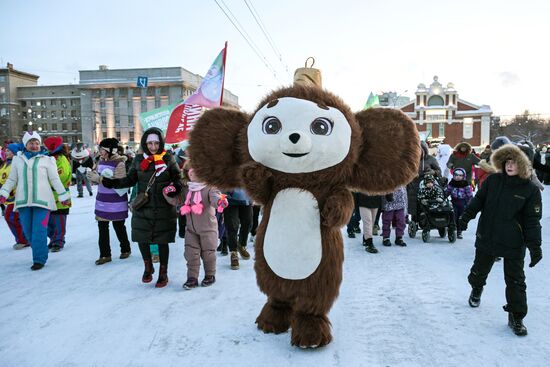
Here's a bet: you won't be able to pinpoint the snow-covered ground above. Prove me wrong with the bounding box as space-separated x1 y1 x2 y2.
1 185 549 367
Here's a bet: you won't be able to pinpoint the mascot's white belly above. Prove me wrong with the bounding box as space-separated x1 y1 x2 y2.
263 188 322 280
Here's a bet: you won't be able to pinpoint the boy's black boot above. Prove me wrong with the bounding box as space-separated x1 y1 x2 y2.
468 287 483 307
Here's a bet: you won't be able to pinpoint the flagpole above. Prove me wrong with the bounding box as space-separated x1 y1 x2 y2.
219 41 228 107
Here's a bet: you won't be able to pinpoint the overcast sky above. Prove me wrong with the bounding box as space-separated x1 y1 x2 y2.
2 0 549 119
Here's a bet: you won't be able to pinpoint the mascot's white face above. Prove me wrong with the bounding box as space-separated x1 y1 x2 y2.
247 97 352 173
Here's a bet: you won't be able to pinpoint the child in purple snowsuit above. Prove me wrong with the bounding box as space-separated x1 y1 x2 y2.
445 168 473 239
381 186 408 247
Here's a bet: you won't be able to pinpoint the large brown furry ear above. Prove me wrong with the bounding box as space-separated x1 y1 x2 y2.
188 108 250 189
349 108 420 193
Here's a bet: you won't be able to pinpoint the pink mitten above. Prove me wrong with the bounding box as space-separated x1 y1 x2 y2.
163 185 176 196
0 196 6 205
191 203 204 215
216 195 228 213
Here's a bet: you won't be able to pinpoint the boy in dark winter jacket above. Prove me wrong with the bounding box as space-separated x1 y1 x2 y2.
445 168 473 239
459 144 542 337
417 175 445 210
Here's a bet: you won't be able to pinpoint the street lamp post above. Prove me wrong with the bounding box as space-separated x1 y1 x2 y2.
392 90 409 108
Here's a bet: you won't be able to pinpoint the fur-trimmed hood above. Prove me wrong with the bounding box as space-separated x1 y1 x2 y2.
453 142 472 155
490 144 532 179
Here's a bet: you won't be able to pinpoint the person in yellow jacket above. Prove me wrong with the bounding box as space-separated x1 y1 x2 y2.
0 144 30 249
44 137 72 252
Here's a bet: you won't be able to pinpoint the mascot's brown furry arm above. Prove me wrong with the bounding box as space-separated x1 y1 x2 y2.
189 84 420 348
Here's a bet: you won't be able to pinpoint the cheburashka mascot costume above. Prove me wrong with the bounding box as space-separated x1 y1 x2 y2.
189 61 421 348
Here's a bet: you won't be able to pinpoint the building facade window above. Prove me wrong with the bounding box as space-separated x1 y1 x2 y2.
439 123 445 137
115 117 120 126
129 131 134 142
100 100 106 108
428 95 444 106
114 100 119 108
62 123 67 131
71 110 77 117
116 131 121 140
61 110 66 119
101 116 106 125
51 123 57 130
50 99 56 106
51 111 56 119
72 122 78 130
102 132 107 139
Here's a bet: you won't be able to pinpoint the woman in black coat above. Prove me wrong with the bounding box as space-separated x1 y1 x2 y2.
102 128 181 288
459 144 542 336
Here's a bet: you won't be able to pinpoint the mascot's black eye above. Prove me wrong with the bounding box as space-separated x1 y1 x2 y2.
262 117 282 134
310 118 333 136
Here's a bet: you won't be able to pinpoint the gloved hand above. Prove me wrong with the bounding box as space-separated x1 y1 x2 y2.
101 177 115 188
385 193 394 202
421 199 428 205
436 197 443 203
0 196 6 204
163 185 177 197
60 199 71 206
458 217 468 231
528 246 542 268
216 194 229 213
86 171 101 184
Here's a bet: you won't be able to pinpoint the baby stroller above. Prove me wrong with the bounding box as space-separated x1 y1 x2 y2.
408 176 456 243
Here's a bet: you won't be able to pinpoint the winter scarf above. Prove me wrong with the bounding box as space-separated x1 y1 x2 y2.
23 147 48 160
140 150 167 176
180 182 207 215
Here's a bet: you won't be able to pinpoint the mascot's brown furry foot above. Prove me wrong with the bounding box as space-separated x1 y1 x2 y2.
189 85 420 348
291 313 332 348
256 298 292 334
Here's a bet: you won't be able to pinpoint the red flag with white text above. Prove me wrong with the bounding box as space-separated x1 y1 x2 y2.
164 103 202 144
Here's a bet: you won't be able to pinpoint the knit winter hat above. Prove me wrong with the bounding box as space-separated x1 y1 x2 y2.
423 174 436 184
146 134 160 143
490 136 511 151
43 136 64 153
99 138 119 156
22 131 42 146
453 168 467 177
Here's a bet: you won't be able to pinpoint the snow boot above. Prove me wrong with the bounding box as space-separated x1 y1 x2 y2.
183 277 199 290
230 251 239 270
504 306 528 336
119 251 131 259
382 238 392 246
201 275 216 287
95 256 112 265
395 237 407 247
468 287 483 307
30 263 44 271
354 226 361 234
155 265 168 288
363 238 378 254
238 244 251 260
50 244 62 253
457 231 463 239
372 224 379 236
142 259 155 283
347 230 356 238
13 243 30 250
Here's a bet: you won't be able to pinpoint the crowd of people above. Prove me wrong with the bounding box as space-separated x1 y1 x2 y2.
0 129 547 336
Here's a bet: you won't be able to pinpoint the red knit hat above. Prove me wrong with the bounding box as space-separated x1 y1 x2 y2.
43 136 64 153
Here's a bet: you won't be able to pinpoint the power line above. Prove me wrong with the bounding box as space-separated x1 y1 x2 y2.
213 0 282 83
243 0 290 78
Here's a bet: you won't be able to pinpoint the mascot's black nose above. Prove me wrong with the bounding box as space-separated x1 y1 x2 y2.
289 133 300 144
